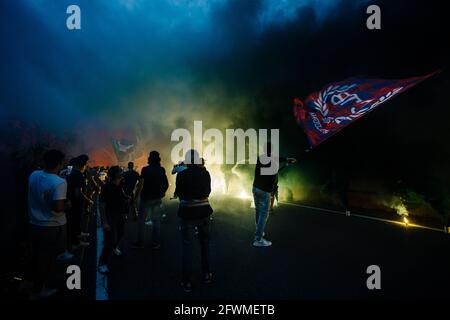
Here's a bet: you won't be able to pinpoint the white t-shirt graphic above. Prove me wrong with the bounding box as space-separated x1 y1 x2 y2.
28 170 67 226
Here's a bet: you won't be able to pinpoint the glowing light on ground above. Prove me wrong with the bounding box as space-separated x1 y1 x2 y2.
236 189 255 209
403 216 409 227
239 190 251 200
391 200 410 227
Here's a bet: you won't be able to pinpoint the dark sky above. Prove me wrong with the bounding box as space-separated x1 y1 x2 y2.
1 0 449 192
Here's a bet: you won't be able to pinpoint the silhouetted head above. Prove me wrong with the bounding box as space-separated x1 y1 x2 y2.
73 154 89 172
43 149 65 173
148 151 161 166
184 149 201 167
108 165 123 184
128 161 134 170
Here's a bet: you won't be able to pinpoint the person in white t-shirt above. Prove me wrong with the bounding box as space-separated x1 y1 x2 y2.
28 149 68 299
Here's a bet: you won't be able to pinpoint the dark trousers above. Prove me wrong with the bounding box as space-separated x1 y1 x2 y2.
66 207 82 250
126 198 138 221
180 217 211 283
29 224 66 292
99 215 125 268
137 199 162 246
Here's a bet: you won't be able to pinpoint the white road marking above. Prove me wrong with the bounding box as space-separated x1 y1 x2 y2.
279 202 447 234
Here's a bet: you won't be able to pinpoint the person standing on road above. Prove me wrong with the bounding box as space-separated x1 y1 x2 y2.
133 151 169 249
252 143 296 247
66 155 92 251
98 166 129 274
27 149 68 299
122 161 140 220
175 150 213 293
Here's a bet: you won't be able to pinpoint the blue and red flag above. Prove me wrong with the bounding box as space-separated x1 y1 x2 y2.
294 71 439 148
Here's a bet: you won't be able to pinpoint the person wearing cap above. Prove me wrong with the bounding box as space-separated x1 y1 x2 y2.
98 166 129 274
133 151 169 249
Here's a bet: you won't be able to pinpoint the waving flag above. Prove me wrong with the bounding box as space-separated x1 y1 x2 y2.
112 136 143 163
294 72 439 148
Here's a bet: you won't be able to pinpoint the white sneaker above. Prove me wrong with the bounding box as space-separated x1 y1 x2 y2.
145 220 153 226
253 238 272 247
29 287 58 300
56 251 74 261
113 248 122 256
79 232 90 238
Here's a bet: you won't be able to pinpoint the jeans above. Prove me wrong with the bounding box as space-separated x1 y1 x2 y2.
253 187 271 241
128 200 138 220
125 192 138 220
180 217 211 283
137 198 162 246
29 224 66 292
99 215 125 268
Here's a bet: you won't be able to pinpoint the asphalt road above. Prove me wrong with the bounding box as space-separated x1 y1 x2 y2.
104 196 450 300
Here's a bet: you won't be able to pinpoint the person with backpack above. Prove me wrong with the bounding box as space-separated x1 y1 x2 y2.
175 150 214 292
